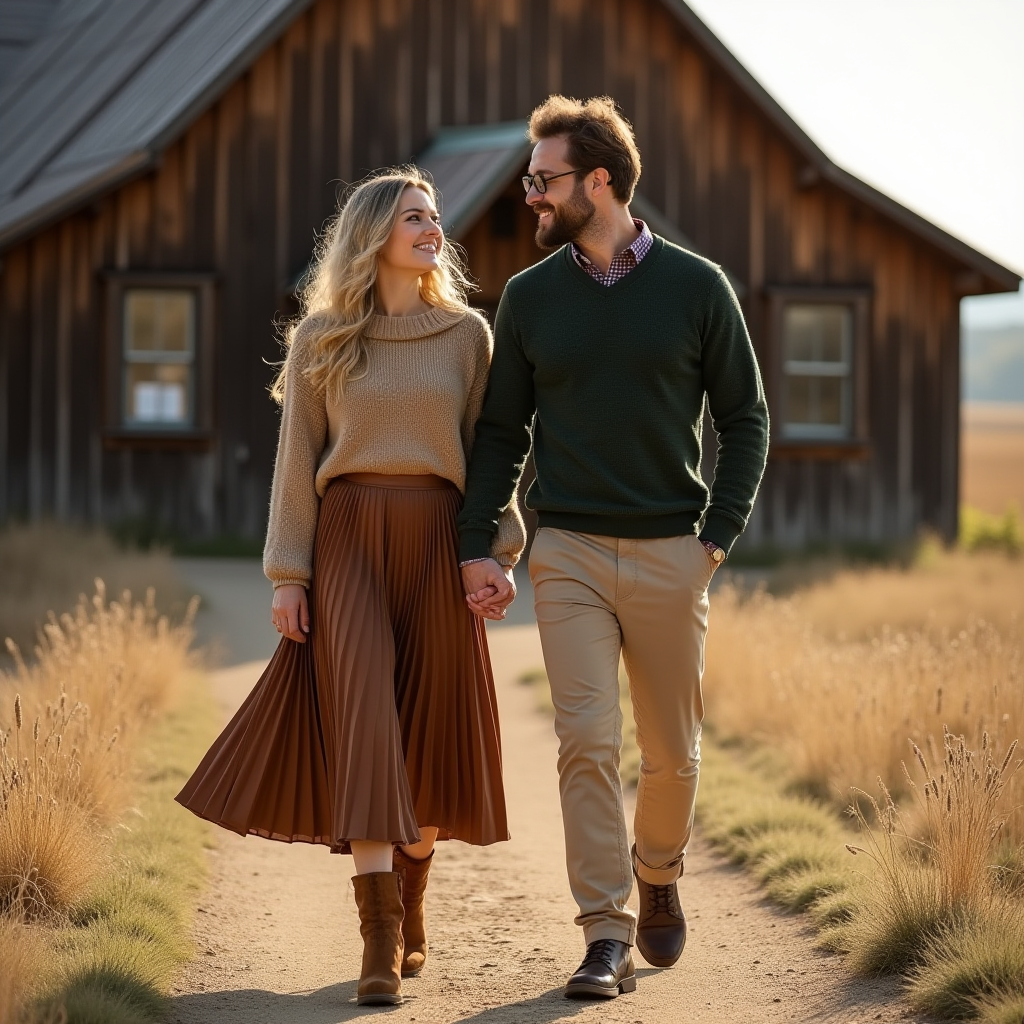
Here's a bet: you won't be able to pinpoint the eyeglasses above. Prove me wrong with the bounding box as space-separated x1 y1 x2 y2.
521 169 588 194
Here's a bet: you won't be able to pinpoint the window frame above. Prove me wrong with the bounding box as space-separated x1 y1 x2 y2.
765 286 871 459
102 271 216 447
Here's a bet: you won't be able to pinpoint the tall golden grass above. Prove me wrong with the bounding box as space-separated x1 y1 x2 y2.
704 548 1024 843
700 546 1024 1021
0 522 186 667
0 581 197 1021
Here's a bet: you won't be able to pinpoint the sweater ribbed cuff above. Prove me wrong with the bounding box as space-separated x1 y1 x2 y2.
699 512 743 555
459 528 494 563
270 577 310 590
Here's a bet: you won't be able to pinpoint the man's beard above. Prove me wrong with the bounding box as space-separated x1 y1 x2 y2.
534 179 596 249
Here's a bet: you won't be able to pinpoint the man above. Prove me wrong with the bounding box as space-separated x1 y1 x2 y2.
458 95 769 999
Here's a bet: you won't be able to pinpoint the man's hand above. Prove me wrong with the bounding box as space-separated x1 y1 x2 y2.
461 558 516 621
272 584 310 642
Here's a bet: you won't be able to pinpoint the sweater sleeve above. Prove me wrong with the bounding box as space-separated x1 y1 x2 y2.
457 287 536 562
263 322 329 588
460 317 527 567
698 270 770 553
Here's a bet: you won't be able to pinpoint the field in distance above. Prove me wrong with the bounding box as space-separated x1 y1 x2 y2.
961 401 1024 514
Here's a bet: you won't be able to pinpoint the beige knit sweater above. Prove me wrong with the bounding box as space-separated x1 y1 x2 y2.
263 306 526 588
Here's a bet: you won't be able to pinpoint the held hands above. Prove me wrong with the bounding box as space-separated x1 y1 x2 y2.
461 558 516 621
272 584 310 642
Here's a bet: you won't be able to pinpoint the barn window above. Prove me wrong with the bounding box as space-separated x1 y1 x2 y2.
102 271 215 443
780 304 853 439
123 290 195 427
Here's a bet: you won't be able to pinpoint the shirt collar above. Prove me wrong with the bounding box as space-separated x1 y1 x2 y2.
571 219 652 267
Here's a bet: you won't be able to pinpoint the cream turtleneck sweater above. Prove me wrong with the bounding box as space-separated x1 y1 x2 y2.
263 306 526 588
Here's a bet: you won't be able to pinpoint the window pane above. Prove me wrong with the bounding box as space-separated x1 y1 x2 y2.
125 363 191 425
125 290 194 354
786 376 813 425
817 377 843 426
783 304 850 365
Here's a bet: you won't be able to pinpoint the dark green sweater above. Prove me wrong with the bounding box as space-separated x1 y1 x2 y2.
458 236 769 559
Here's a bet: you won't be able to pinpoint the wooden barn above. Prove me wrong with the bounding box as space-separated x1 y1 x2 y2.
0 0 1018 551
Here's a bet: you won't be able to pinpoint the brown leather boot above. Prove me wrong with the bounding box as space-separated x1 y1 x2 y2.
352 871 404 1005
393 846 433 976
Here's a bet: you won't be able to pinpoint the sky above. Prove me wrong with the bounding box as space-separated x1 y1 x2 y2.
684 0 1024 328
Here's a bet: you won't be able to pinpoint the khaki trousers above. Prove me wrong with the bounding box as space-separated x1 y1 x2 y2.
528 528 714 944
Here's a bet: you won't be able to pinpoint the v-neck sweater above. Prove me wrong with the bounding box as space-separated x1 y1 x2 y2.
264 306 526 589
457 236 769 559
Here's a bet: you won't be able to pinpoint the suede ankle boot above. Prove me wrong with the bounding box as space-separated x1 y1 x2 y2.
352 871 404 1005
393 847 433 976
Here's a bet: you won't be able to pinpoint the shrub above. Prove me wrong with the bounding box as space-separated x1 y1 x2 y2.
960 505 1022 556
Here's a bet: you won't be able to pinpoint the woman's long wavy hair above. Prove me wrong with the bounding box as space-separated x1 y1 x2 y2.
271 168 475 404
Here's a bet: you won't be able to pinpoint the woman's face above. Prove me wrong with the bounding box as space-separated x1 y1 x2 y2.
378 185 443 276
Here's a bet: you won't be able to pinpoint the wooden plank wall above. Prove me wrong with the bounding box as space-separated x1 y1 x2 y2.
0 0 963 545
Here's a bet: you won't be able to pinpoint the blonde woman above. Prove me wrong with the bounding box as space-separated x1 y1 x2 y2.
176 169 524 1005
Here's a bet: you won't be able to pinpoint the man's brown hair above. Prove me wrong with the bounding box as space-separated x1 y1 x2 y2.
528 95 642 203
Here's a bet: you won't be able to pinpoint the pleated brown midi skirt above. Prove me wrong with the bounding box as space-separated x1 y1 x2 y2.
175 473 509 853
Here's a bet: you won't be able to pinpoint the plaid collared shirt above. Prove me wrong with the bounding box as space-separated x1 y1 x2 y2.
570 219 653 286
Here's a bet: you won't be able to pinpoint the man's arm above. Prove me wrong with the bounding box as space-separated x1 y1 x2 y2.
457 286 537 562
698 271 770 554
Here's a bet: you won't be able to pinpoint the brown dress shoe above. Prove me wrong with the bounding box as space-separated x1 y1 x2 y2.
632 845 687 967
393 846 433 976
352 871 404 1005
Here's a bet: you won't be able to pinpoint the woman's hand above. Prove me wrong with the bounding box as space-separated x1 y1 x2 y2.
272 584 310 643
461 559 516 621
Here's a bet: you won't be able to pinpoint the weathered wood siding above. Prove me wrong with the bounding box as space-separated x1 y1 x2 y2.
0 0 965 544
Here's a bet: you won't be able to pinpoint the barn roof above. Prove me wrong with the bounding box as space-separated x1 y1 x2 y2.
0 0 1018 293
0 0 315 250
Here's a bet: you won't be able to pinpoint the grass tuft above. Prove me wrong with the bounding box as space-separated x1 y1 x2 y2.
974 992 1024 1024
29 667 218 1021
908 905 1024 1019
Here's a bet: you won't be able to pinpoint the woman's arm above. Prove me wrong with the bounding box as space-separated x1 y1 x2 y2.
263 324 329 608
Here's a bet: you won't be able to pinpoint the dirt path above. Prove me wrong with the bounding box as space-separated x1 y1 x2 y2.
169 563 931 1024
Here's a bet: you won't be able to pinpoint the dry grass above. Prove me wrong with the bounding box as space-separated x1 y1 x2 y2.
0 578 201 1023
692 546 1024 1019
35 668 219 1024
0 522 187 667
840 730 1019 975
0 913 46 1023
704 548 1024 844
1 583 198 919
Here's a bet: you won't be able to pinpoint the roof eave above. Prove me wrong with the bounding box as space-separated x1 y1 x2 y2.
658 0 1021 294
0 150 155 251
819 163 1021 293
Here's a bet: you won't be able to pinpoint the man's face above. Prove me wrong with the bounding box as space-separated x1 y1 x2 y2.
526 136 595 249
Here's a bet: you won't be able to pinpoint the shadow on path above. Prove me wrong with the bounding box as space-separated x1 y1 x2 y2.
170 981 610 1024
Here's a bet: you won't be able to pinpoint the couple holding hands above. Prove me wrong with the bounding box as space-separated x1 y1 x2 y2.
176 94 769 1005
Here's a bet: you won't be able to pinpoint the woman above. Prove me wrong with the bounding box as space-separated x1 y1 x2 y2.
176 169 524 1005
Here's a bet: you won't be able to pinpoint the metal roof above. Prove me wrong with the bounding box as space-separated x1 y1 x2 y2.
0 0 312 249
0 0 60 87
